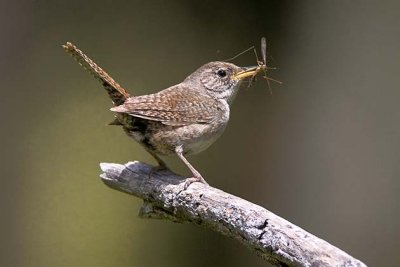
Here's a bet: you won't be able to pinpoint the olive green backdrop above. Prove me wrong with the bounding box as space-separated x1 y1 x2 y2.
1 1 399 266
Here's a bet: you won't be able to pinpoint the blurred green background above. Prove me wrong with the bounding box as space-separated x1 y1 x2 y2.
1 1 399 266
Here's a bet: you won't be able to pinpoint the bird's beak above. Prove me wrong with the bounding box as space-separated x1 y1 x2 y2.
232 66 259 80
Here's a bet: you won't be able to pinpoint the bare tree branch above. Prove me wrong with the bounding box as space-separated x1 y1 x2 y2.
100 161 367 267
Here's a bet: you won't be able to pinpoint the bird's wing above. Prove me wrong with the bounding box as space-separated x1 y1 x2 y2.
110 87 224 126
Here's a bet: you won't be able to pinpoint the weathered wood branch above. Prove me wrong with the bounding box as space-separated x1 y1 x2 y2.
100 161 367 267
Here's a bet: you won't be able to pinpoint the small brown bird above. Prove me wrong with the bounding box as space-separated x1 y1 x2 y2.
63 42 261 186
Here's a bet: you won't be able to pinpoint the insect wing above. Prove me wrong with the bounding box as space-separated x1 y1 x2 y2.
261 37 267 65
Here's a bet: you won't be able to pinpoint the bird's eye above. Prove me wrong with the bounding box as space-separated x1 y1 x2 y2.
216 69 227 78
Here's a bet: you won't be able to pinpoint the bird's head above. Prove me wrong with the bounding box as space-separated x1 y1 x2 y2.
183 61 259 105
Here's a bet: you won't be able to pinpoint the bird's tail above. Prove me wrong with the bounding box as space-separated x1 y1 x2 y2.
63 42 130 106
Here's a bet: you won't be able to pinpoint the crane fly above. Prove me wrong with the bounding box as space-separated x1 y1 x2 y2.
232 37 282 94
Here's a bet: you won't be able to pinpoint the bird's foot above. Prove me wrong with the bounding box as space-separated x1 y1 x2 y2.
183 175 209 189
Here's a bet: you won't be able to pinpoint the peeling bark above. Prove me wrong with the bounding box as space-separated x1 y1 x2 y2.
100 161 367 267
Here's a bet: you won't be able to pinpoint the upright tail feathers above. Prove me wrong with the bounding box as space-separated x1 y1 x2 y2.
63 42 130 106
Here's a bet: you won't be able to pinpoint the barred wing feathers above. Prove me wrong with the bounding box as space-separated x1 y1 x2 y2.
110 87 224 126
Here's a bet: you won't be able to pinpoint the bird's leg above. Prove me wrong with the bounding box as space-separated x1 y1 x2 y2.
175 145 209 188
148 150 167 168
147 150 168 178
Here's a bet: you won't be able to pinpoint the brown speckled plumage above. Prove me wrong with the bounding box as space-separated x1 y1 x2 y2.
63 42 130 105
63 42 253 185
111 87 224 126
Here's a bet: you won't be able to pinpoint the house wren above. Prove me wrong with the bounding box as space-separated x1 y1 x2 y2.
63 42 262 186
